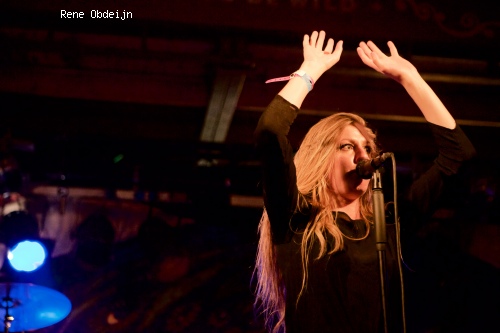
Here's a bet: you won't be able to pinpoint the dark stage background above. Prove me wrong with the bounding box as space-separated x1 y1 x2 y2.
0 0 499 332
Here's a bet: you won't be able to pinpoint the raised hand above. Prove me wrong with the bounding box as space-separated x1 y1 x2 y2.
300 31 343 82
358 40 456 128
357 41 418 85
277 30 342 108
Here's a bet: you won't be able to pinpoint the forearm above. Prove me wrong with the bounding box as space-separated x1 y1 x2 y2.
277 61 327 109
277 77 310 109
401 72 456 129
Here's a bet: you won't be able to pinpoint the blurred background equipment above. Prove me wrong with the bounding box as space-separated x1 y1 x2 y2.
0 282 72 333
0 159 72 332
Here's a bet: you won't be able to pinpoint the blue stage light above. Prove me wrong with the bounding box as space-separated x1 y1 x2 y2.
7 240 47 272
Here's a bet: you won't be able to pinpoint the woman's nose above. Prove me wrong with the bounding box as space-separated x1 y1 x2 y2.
354 148 370 164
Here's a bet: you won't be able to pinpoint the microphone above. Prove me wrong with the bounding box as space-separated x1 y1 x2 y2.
356 152 392 179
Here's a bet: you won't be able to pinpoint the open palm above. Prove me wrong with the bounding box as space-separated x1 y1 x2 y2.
302 31 343 76
357 41 418 84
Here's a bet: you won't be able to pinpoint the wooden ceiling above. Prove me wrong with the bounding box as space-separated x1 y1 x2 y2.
0 0 499 197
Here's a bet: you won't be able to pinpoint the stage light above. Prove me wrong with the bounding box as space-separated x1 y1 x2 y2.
7 240 47 272
0 195 49 275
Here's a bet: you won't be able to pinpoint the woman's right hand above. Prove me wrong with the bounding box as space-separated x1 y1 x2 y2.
300 30 343 82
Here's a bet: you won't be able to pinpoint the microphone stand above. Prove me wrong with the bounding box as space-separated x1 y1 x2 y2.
373 169 389 333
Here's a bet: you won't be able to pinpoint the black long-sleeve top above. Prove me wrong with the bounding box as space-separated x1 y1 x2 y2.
254 95 476 333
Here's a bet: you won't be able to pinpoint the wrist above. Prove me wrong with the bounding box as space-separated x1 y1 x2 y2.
291 70 314 92
400 72 425 92
397 67 422 88
298 62 326 83
265 69 315 92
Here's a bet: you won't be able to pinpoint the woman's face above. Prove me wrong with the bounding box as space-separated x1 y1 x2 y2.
330 124 372 205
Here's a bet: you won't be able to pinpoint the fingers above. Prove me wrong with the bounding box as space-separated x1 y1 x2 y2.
387 41 399 56
305 30 331 50
305 34 398 58
333 40 343 55
316 30 326 49
358 42 372 58
324 38 334 54
357 42 382 71
329 40 343 64
366 41 383 54
310 31 319 47
358 40 387 59
356 46 371 65
302 31 343 64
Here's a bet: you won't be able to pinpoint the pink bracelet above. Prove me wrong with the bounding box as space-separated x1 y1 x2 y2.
265 70 314 92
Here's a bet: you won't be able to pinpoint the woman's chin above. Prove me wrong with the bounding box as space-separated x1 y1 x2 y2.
354 181 370 194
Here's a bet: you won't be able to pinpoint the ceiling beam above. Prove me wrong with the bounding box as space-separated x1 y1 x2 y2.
200 69 246 143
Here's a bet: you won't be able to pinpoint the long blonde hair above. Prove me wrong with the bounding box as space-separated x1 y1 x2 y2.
254 112 379 333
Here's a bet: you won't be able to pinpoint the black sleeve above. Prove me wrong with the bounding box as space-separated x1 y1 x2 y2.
405 123 476 217
254 95 301 244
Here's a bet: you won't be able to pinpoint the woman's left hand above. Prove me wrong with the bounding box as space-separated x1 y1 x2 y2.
357 41 419 85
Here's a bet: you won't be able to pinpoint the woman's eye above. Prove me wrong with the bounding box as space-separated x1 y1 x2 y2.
339 144 354 151
365 146 372 154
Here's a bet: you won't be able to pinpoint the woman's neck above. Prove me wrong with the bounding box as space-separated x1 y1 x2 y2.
333 198 362 220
